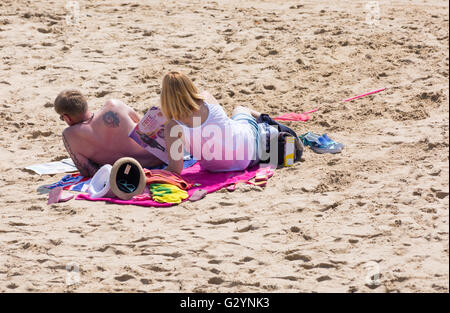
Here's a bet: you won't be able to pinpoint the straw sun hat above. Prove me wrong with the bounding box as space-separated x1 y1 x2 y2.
109 157 146 200
88 157 146 200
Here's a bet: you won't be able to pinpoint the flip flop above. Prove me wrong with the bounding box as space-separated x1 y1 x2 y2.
311 141 342 154
254 166 275 187
189 189 207 201
300 132 343 154
300 132 321 147
321 134 345 150
48 187 74 204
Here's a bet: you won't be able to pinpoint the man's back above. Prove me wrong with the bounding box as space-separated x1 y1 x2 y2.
63 99 162 176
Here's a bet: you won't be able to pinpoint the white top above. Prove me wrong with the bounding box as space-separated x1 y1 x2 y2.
175 101 257 172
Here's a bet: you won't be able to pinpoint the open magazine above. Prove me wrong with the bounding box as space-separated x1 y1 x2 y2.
129 106 169 164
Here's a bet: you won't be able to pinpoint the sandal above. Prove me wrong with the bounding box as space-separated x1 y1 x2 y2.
254 166 275 187
300 132 344 154
48 187 74 204
321 134 345 150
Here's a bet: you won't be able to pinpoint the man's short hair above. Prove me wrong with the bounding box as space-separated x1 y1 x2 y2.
54 90 87 117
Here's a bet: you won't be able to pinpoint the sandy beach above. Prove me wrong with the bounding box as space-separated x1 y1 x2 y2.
0 0 448 292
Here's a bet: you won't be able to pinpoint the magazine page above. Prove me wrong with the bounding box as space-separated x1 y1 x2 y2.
129 106 169 164
25 158 78 175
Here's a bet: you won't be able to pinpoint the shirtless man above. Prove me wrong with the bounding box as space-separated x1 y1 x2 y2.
54 89 163 177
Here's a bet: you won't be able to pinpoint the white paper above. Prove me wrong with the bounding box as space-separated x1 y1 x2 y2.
25 158 78 175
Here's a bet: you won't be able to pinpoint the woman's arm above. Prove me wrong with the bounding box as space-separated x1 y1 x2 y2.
128 107 141 123
164 120 184 174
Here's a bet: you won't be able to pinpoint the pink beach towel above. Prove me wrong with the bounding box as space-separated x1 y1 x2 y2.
76 162 261 207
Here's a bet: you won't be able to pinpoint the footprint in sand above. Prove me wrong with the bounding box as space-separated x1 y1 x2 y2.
284 253 311 262
208 277 224 285
316 275 332 282
95 90 111 98
6 283 19 289
114 274 135 282
140 278 152 285
208 259 222 265
431 187 449 199
290 226 300 233
206 216 250 225
235 224 258 233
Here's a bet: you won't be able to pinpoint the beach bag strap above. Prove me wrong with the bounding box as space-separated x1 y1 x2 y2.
257 114 303 165
257 114 299 138
226 179 256 191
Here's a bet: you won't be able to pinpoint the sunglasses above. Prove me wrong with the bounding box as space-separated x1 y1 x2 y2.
117 180 136 193
59 115 65 121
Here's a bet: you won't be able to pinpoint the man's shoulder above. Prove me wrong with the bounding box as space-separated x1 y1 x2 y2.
102 99 128 110
62 126 74 137
97 99 132 118
61 127 76 148
62 124 84 139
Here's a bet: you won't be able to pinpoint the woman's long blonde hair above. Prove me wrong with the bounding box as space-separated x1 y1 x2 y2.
160 71 204 120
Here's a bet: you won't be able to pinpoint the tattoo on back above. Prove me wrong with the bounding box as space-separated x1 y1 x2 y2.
102 111 120 128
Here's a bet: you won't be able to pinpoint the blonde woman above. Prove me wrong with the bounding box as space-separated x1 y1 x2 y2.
160 71 260 174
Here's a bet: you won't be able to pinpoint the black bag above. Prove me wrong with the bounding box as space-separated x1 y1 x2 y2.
257 114 303 166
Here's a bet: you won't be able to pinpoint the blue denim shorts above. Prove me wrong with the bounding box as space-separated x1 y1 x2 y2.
232 113 260 167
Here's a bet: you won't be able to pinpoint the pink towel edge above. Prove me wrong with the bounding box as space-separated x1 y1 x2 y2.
75 165 259 207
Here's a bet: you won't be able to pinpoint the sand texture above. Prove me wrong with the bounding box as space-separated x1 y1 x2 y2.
0 0 448 292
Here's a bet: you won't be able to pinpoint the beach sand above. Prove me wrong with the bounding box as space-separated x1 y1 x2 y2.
0 0 448 292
